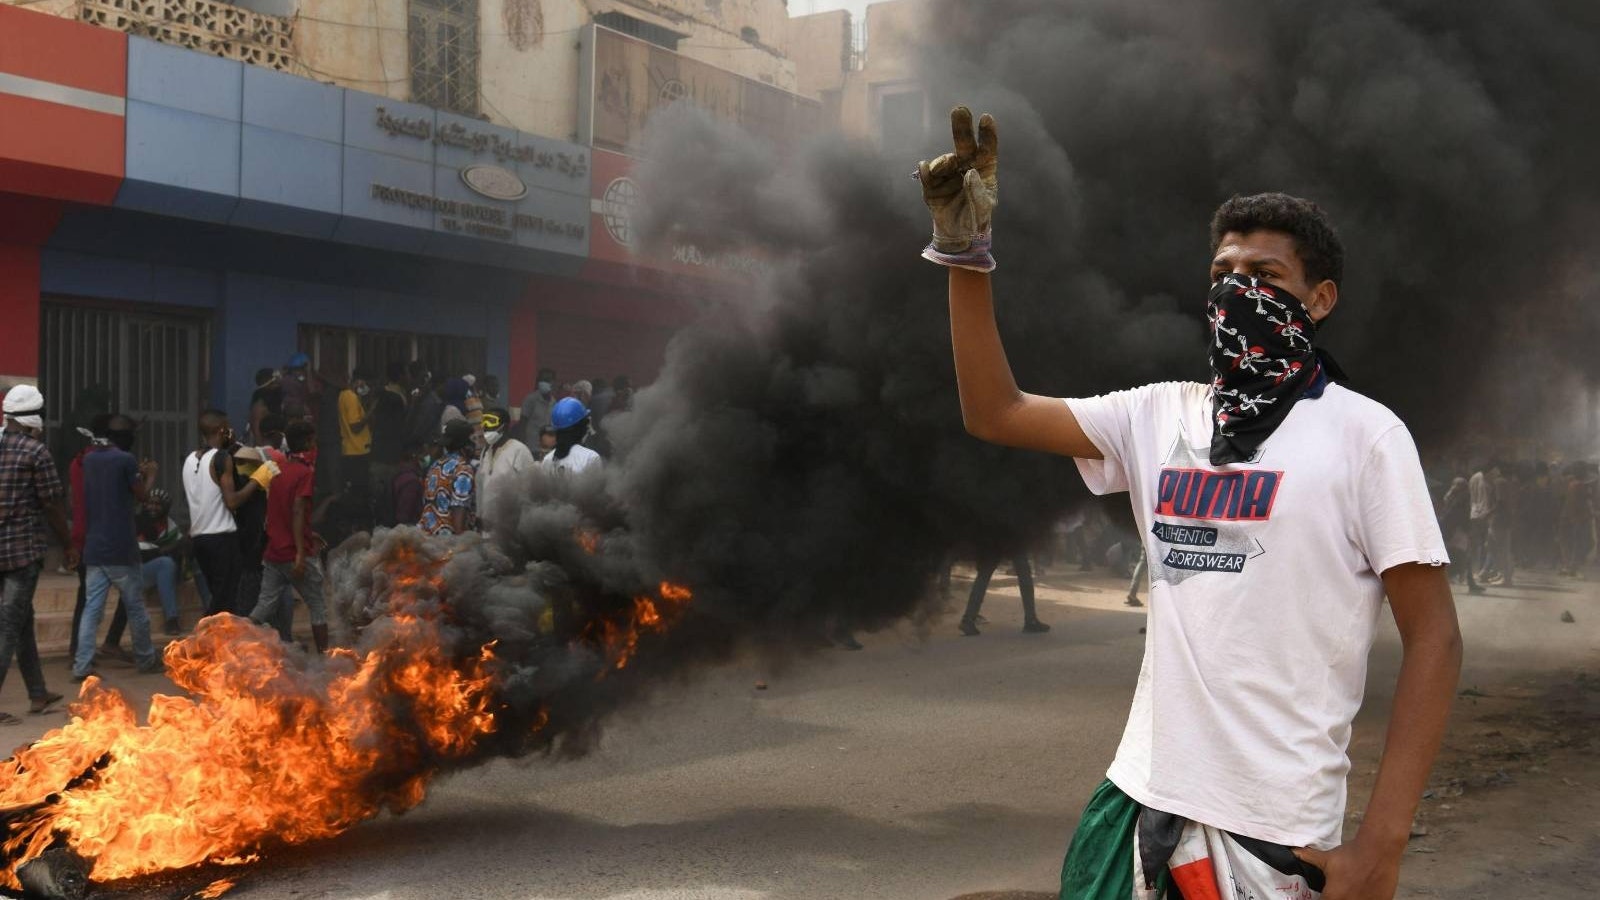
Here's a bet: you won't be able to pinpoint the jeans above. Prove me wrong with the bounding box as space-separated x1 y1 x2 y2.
239 561 295 640
142 556 180 620
192 532 242 616
0 561 49 701
105 556 182 648
963 552 1039 623
249 558 327 627
71 562 127 656
78 565 157 676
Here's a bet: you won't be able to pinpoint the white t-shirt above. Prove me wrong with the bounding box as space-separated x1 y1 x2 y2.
539 443 602 475
1066 380 1447 849
1468 470 1492 521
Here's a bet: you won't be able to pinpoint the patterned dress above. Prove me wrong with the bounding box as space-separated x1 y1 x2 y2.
419 452 477 535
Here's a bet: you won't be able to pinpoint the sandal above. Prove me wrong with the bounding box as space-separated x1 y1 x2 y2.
29 692 64 715
0 712 21 727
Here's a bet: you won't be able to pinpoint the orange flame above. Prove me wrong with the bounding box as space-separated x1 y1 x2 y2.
0 557 500 887
583 582 694 673
574 529 600 555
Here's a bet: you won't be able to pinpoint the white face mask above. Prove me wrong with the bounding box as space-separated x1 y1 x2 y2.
356 385 371 397
484 430 503 447
537 381 552 395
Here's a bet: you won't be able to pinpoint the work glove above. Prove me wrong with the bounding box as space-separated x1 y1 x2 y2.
249 459 281 492
916 106 999 273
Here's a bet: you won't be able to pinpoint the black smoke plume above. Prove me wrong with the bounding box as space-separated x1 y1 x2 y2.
336 0 1600 760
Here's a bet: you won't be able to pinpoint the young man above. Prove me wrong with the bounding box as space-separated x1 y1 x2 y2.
135 487 186 635
248 421 328 652
420 420 478 536
520 367 557 447
0 386 72 723
232 446 294 641
540 398 602 475
337 368 374 495
919 108 1462 900
76 414 162 681
99 482 190 653
477 406 534 531
182 410 275 616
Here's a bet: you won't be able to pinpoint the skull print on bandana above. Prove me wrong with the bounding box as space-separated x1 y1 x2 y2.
1207 273 1322 465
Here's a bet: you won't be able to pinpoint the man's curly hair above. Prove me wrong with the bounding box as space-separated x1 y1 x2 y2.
1209 193 1344 288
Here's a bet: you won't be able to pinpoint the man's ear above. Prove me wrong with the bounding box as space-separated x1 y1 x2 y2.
1306 280 1339 323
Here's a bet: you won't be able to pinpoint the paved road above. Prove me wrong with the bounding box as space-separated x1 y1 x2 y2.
239 572 1142 900
6 568 1593 899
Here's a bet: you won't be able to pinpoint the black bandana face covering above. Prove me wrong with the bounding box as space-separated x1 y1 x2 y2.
1207 273 1322 465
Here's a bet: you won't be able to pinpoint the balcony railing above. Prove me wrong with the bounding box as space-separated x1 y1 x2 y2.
80 0 295 71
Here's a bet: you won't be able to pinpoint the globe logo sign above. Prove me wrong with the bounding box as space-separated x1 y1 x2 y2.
601 176 639 248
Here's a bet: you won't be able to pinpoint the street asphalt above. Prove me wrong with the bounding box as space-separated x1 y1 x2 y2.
6 566 1590 899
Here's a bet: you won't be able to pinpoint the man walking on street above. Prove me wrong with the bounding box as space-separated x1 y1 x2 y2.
958 549 1050 636
248 421 328 652
1484 464 1517 588
921 108 1460 899
0 386 72 723
76 413 163 682
1467 463 1497 586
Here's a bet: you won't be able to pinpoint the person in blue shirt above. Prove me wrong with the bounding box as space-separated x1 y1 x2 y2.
76 415 163 681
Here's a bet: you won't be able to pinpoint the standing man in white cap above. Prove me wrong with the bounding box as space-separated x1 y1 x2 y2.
0 385 74 724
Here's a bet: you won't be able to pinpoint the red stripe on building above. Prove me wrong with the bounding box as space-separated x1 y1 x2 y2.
0 93 124 204
0 4 128 97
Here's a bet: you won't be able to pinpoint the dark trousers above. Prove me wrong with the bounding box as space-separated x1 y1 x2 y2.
0 561 49 702
192 533 242 616
71 562 127 656
963 553 1038 623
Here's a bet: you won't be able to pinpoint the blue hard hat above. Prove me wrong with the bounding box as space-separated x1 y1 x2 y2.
286 352 311 369
550 397 590 430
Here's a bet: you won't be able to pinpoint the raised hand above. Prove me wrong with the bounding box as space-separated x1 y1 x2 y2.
917 106 999 272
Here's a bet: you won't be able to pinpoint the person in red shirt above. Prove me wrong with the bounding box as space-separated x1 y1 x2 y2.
245 421 328 652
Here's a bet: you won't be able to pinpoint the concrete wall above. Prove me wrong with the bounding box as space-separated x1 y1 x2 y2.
835 0 925 141
788 9 849 101
2 0 802 140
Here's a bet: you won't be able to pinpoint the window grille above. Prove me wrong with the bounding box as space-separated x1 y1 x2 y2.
409 0 480 115
594 11 683 51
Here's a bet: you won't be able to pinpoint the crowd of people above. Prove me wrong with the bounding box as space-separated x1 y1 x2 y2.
8 353 1600 722
0 359 628 724
1436 459 1600 592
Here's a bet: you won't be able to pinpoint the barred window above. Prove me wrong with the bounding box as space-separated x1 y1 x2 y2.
409 0 480 115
